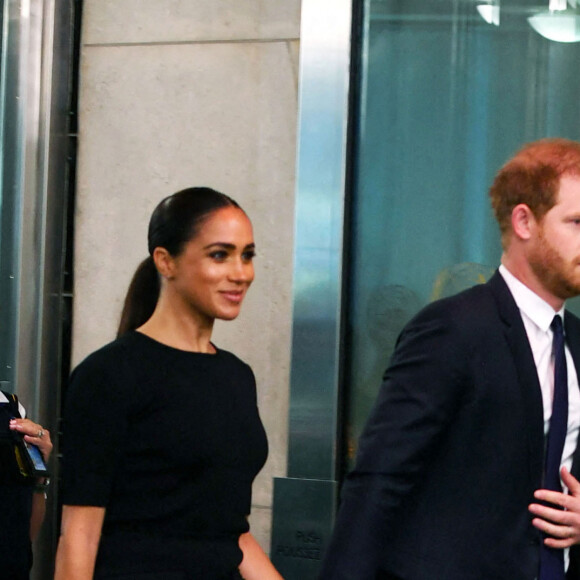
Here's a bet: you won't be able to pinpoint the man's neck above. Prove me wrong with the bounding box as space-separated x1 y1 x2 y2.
501 253 564 312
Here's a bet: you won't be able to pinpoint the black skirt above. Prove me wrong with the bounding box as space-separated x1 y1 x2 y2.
94 530 245 580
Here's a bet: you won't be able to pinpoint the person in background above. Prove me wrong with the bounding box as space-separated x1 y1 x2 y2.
54 187 282 580
0 390 52 580
320 139 580 579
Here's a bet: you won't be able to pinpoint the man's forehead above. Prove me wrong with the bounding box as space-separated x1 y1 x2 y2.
550 174 580 208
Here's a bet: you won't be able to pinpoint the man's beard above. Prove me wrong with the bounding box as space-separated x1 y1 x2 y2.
528 229 580 301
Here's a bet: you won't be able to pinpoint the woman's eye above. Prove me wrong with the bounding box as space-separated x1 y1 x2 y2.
210 251 228 260
242 251 256 262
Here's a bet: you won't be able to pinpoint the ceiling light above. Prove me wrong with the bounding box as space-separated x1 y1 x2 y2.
477 4 500 25
528 11 580 42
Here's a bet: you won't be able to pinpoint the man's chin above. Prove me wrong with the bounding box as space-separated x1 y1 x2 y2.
553 280 580 301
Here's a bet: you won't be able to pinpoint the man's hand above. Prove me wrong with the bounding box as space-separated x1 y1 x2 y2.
529 467 580 548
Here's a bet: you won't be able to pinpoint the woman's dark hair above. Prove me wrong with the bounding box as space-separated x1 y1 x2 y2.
117 187 241 336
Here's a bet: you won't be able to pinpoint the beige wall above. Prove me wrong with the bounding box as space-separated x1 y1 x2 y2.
73 0 300 552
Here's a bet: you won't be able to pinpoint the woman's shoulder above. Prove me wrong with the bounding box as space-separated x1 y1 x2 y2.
73 333 138 370
69 333 150 391
214 347 252 371
67 334 146 407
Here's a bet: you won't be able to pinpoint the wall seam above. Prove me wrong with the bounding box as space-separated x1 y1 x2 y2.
83 37 300 48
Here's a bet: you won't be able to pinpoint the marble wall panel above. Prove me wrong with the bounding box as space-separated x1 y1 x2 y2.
74 37 298 550
83 0 301 45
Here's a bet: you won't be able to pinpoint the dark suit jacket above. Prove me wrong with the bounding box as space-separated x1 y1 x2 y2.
319 272 580 580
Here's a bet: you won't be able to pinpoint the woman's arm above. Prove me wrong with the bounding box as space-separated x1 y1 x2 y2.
238 532 283 580
9 417 53 541
54 505 106 580
29 491 47 540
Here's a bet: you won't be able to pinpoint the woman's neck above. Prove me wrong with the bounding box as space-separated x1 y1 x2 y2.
137 297 215 353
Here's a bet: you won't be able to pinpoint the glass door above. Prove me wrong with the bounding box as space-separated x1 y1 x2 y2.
346 0 580 466
0 0 18 393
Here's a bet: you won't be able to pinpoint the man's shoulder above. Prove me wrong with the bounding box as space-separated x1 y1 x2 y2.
393 283 502 356
564 308 580 345
418 280 498 323
566 308 580 326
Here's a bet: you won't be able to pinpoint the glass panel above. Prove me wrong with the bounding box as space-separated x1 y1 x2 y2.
0 0 17 392
346 0 580 466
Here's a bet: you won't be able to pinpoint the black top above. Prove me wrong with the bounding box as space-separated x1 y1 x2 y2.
62 331 268 578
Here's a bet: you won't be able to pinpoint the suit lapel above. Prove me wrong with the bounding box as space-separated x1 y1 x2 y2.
564 314 580 478
566 316 580 573
488 271 545 486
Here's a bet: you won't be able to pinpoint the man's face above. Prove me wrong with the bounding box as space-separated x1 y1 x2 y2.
528 174 580 303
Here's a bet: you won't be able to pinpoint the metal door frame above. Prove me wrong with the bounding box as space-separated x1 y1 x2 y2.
271 0 354 577
0 1 76 577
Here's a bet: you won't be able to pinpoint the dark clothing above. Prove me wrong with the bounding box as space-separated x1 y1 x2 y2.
0 393 33 580
62 331 268 579
0 485 33 580
92 531 246 580
320 272 580 580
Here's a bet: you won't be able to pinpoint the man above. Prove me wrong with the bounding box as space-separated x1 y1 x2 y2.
319 139 580 580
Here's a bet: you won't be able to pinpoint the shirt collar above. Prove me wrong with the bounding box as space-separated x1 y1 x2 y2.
499 264 564 333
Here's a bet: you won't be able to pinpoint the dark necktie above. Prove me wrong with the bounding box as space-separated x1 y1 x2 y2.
539 314 568 580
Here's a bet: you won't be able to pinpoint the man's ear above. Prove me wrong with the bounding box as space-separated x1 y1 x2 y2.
152 247 175 279
511 204 537 241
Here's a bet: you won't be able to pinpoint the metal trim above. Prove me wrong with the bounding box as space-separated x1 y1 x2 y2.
0 1 74 577
287 0 353 484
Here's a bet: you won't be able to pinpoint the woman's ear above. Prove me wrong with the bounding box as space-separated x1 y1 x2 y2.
152 247 175 280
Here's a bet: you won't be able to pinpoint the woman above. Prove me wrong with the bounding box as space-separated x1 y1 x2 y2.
55 187 282 579
1 391 52 579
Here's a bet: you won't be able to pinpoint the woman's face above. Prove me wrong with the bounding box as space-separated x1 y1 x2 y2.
165 206 255 322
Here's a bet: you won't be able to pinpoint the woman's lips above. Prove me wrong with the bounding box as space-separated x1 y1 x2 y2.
221 290 244 303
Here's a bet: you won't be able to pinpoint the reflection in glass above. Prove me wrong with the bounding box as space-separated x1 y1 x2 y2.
345 0 580 467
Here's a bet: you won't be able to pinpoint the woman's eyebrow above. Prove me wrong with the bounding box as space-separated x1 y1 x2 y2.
203 242 256 250
203 242 235 250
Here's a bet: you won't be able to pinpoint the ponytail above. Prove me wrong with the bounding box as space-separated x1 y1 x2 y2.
117 257 160 337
